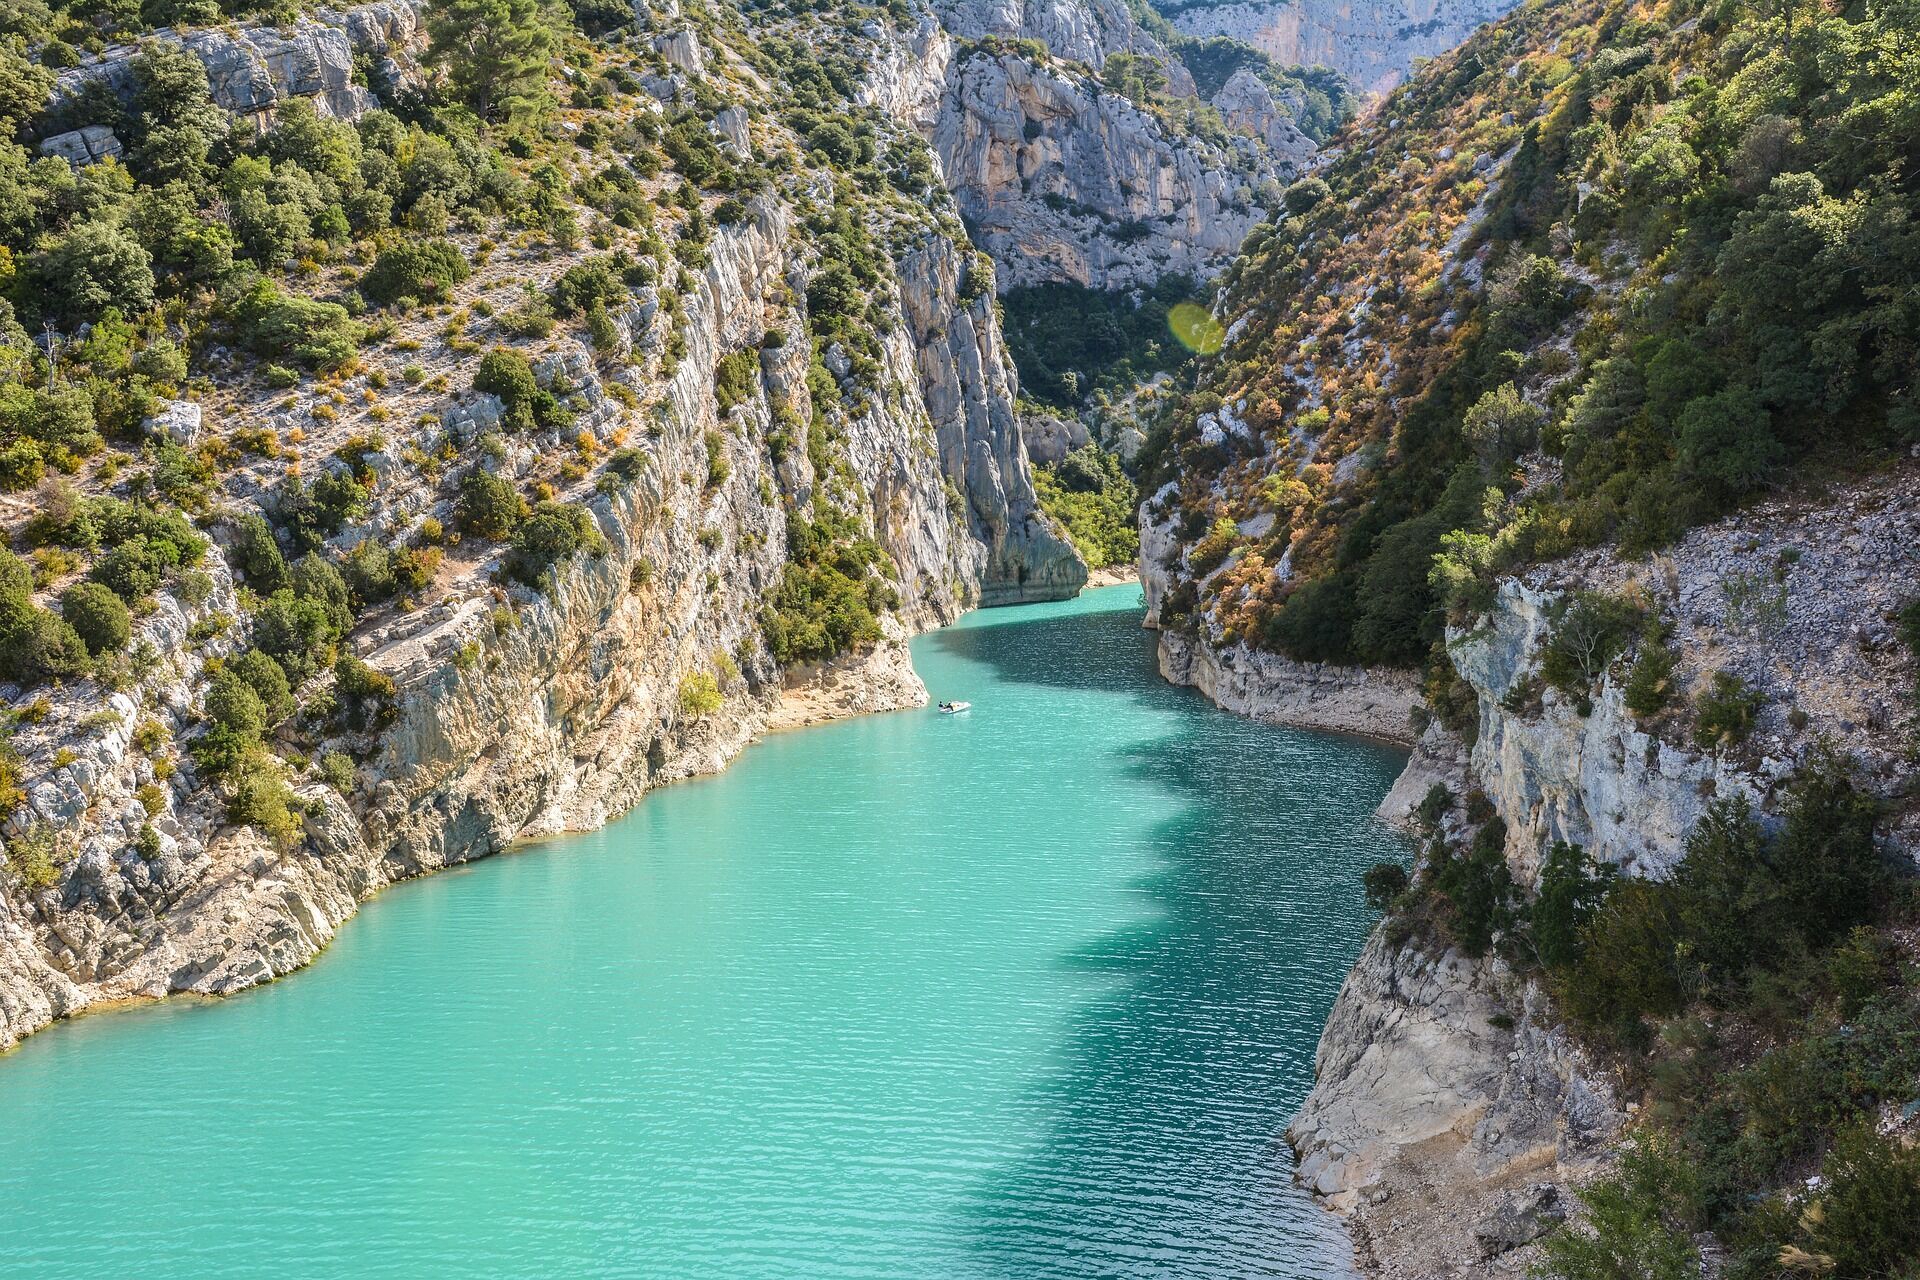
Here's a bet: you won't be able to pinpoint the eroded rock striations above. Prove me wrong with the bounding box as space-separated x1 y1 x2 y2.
860 0 1319 291
1156 0 1524 96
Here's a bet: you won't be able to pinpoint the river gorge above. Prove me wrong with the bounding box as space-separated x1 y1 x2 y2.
0 586 1407 1277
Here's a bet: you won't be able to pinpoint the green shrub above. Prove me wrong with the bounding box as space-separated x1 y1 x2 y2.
229 648 294 722
333 654 397 730
703 430 730 488
1536 1136 1701 1279
230 279 364 371
457 470 526 540
230 513 291 593
504 502 605 586
714 350 758 415
473 348 565 433
1691 672 1762 748
1538 592 1641 707
1430 819 1514 957
1560 879 1685 1042
317 750 357 794
550 257 625 316
224 756 303 850
1621 629 1676 718
1361 862 1410 912
59 581 131 656
1530 841 1613 971
678 670 723 718
361 240 470 307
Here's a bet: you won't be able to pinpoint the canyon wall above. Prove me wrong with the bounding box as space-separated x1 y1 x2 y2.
1146 469 1920 1274
1155 0 1523 96
0 1 1087 1046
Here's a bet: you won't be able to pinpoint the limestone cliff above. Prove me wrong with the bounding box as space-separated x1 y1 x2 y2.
1155 0 1523 96
931 50 1292 289
855 0 1320 292
0 0 1091 1050
1149 468 1920 1274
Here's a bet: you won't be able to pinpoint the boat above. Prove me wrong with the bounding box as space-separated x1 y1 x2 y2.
938 700 971 714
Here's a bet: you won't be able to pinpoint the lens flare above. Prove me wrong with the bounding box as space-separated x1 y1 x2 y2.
1167 301 1225 355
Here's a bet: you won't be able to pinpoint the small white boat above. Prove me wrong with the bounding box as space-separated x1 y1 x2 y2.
938 700 972 714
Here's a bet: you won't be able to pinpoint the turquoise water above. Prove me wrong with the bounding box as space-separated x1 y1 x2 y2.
0 586 1406 1278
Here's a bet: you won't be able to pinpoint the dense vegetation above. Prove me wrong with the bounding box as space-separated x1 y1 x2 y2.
1148 0 1920 672
1001 277 1198 411
1366 753 1920 1278
1031 445 1138 570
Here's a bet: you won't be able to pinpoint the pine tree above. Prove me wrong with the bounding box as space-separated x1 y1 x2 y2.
427 0 554 128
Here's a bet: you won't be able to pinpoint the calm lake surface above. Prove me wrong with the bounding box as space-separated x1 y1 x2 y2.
0 585 1406 1277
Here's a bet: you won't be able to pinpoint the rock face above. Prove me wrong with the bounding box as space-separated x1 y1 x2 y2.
854 0 1313 293
1144 467 1919 1274
1157 630 1419 741
1209 67 1316 154
1157 0 1525 96
48 0 426 133
938 0 1195 87
0 196 1083 1052
1287 935 1622 1275
931 51 1291 289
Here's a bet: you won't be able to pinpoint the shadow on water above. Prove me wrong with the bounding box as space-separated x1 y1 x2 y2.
930 601 1406 1277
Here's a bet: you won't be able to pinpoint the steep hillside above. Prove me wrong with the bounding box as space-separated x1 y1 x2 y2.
1142 0 1920 1272
0 0 1091 1046
1146 0 1918 677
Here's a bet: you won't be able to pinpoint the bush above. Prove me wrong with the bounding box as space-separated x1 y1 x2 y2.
230 512 291 593
229 648 295 722
224 757 303 850
1530 841 1614 970
60 581 130 656
1361 862 1410 912
1621 630 1676 718
473 348 563 433
1430 820 1514 957
457 470 525 540
504 502 604 586
1539 592 1641 705
1537 1137 1701 1280
678 670 723 718
714 350 758 415
230 279 364 371
1691 672 1762 748
703 430 730 488
1560 879 1684 1041
317 750 356 794
204 668 268 738
1794 1124 1920 1276
360 239 470 306
251 591 340 683
550 257 625 316
0 555 89 684
333 654 396 730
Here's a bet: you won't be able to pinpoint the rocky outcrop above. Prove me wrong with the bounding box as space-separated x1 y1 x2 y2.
1288 934 1622 1276
931 51 1291 289
1157 630 1419 741
1158 0 1524 96
938 0 1195 85
1209 67 1316 154
47 0 426 135
0 196 1082 1051
1140 445 1918 1273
